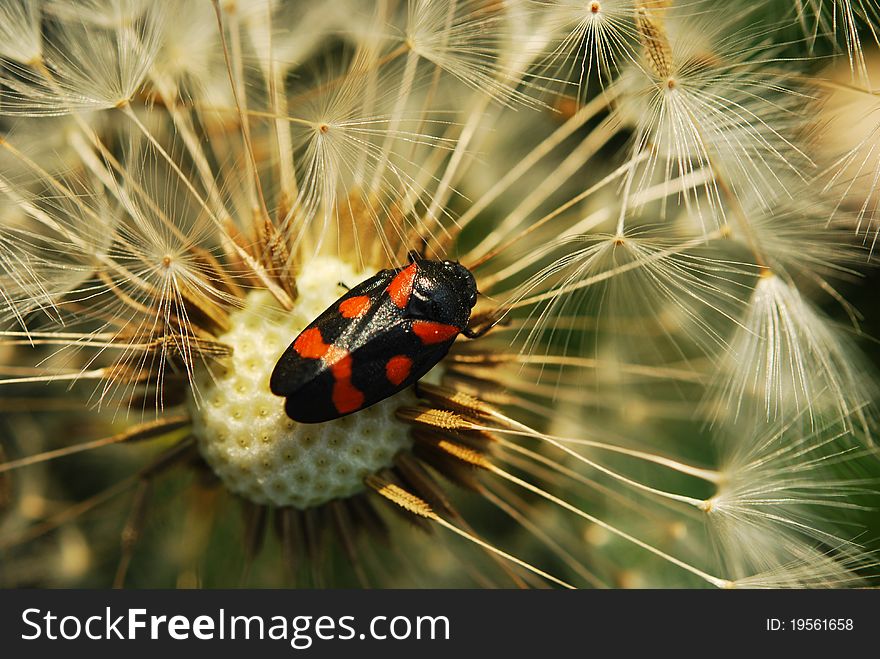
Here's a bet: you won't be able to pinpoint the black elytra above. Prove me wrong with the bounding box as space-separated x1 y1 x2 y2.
269 255 479 424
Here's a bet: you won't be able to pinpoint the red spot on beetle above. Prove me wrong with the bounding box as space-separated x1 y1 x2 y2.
328 350 364 413
294 331 365 412
324 344 349 369
412 321 459 344
387 263 418 308
333 380 364 414
385 355 413 385
293 327 329 359
339 295 371 318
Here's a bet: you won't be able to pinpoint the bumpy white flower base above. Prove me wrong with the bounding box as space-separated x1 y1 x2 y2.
191 257 415 509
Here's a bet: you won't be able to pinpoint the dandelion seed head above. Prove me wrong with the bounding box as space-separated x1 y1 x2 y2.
1 0 877 590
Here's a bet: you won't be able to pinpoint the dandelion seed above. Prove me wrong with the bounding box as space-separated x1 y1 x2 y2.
0 0 43 65
615 5 814 229
816 50 880 251
712 272 874 432
793 0 880 83
404 0 537 106
1 0 170 116
500 226 745 376
533 0 642 100
703 415 877 587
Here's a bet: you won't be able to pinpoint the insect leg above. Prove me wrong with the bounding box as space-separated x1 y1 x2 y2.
463 308 510 338
462 326 489 338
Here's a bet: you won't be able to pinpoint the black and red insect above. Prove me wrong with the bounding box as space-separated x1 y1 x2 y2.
270 254 481 423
